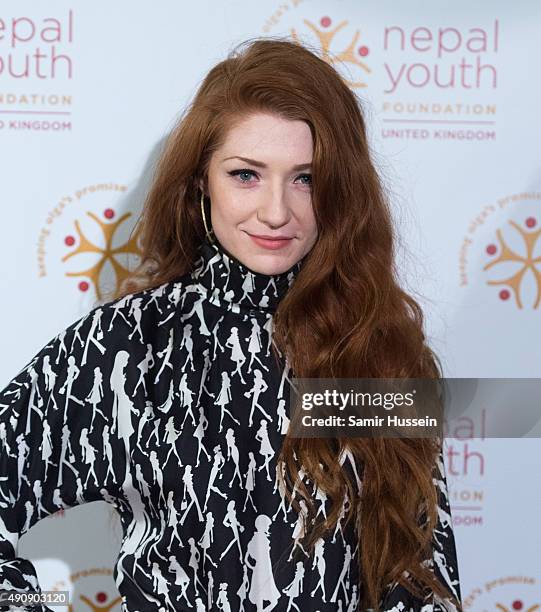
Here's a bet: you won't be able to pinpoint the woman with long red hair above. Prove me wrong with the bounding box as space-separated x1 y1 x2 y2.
0 37 462 611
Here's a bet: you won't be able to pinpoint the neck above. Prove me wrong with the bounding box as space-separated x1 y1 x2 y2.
190 234 304 315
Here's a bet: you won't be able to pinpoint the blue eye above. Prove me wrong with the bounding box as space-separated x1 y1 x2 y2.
228 169 257 183
228 169 312 185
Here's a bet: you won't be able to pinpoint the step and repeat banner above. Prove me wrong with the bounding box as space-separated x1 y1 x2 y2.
1 1 540 610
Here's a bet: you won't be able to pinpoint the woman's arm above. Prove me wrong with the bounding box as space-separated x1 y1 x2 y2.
429 444 462 611
0 305 119 612
380 443 462 612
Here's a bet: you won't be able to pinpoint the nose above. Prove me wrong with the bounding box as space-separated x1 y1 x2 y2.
255 187 292 228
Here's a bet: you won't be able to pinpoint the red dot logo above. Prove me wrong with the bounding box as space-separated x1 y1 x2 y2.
320 16 331 28
499 289 510 301
96 591 108 603
358 46 369 57
486 244 497 256
512 600 523 610
104 208 115 220
525 216 536 228
78 281 90 292
64 235 75 247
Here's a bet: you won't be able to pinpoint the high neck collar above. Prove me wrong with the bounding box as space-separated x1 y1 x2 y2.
190 234 304 315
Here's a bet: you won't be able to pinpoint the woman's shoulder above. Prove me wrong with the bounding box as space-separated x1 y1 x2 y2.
82 275 193 343
27 276 193 374
0 275 196 406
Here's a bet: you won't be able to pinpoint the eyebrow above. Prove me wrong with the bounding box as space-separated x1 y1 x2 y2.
222 156 312 171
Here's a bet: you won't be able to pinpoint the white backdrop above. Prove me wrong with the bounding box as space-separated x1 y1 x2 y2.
1 1 540 609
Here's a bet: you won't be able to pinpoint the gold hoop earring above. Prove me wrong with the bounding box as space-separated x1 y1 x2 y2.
200 191 215 244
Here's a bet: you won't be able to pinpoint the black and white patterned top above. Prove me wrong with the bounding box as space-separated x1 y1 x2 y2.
0 234 462 611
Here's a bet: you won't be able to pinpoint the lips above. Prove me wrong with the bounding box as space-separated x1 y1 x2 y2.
247 233 294 251
250 234 293 240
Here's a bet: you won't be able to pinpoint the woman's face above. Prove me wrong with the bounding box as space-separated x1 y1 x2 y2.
201 112 318 275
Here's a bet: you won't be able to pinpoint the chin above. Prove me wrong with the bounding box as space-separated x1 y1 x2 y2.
252 252 299 275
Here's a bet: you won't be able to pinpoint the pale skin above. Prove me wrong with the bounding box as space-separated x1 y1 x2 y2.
198 112 318 275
